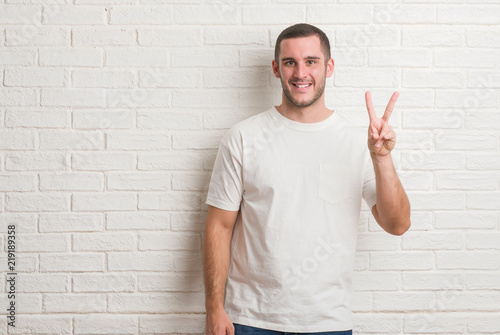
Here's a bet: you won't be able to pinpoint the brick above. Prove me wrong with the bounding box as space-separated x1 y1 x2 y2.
467 232 500 249
139 192 200 211
7 316 71 334
370 252 434 270
352 292 372 312
437 89 499 108
39 47 103 66
307 5 371 24
73 273 136 292
467 112 500 131
402 231 464 250
110 6 172 24
41 88 106 107
436 172 498 190
173 5 239 24
369 48 431 67
402 151 465 170
466 272 500 290
0 174 36 191
438 5 500 24
205 26 268 45
408 192 465 210
399 171 430 191
6 193 69 212
42 5 106 24
72 69 136 88
139 232 200 251
44 294 106 313
17 274 69 293
239 48 274 67
107 252 174 271
72 152 135 171
139 273 203 292
0 213 37 233
40 213 104 232
3 254 38 272
6 26 69 46
137 111 202 129
140 315 205 334
40 253 104 272
106 132 171 150
107 292 204 313
39 130 104 150
17 234 69 252
402 272 465 290
334 68 398 87
40 172 103 191
72 27 136 46
402 27 465 47
138 152 203 171
435 48 497 68
74 315 138 335
0 88 37 106
13 294 42 314
171 211 206 231
6 152 70 171
139 69 200 88
356 232 400 251
435 211 497 229
107 172 170 191
336 26 399 47
105 47 170 67
435 132 498 150
467 28 500 47
73 110 134 129
373 292 435 311
203 69 270 88
467 313 500 333
468 70 500 88
73 232 135 251
0 48 36 65
139 27 201 46
402 70 465 88
72 192 136 211
437 291 500 311
5 109 69 128
107 89 171 108
353 314 402 333
172 48 238 68
353 272 401 291
404 313 466 334
466 153 500 170
374 4 436 24
172 90 238 108
437 251 500 270
0 5 41 24
106 212 170 230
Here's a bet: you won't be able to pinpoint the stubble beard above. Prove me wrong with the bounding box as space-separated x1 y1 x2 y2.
280 74 326 108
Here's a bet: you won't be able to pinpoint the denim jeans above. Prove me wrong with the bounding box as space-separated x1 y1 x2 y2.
233 323 352 335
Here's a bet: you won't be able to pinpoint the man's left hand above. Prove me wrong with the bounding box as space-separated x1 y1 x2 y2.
365 91 398 156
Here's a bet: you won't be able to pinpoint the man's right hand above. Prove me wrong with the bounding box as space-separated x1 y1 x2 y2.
206 308 235 335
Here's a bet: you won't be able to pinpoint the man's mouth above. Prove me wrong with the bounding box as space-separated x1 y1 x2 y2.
292 83 312 88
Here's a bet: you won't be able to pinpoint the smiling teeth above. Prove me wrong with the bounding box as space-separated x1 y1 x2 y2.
295 84 310 88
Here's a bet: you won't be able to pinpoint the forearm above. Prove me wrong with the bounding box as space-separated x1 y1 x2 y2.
371 152 411 235
203 223 232 313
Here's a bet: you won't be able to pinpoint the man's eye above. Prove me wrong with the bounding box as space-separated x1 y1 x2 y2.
285 61 295 65
307 60 316 65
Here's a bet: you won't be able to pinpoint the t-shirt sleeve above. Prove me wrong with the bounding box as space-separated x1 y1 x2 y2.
205 139 243 212
362 151 377 210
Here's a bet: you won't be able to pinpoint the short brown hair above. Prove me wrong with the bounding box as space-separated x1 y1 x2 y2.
274 23 331 64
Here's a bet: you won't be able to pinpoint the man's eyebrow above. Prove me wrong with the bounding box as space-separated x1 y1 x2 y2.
280 56 321 62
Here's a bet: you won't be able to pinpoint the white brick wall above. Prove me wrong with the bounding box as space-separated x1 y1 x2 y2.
0 1 499 334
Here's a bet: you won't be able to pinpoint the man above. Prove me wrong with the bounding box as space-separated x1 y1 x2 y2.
203 23 411 335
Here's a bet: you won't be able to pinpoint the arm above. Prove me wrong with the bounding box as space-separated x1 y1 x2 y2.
366 91 411 236
203 205 239 335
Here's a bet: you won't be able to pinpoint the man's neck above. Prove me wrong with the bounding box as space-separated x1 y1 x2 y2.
275 96 333 124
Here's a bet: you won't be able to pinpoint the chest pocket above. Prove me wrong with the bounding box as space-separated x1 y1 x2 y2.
318 164 352 204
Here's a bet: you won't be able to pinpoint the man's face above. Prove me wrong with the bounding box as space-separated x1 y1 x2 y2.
272 35 334 109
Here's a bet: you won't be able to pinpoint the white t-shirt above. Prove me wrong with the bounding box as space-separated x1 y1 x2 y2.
205 106 376 333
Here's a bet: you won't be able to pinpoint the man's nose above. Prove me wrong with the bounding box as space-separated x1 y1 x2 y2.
294 63 307 78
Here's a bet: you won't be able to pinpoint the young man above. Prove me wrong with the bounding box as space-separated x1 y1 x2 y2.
203 23 411 335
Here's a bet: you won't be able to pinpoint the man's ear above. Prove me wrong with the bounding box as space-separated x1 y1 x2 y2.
272 59 280 78
326 58 334 78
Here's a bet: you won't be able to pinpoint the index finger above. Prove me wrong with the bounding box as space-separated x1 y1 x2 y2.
365 91 376 122
382 91 399 122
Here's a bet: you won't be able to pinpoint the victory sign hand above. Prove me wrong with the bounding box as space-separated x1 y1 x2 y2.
366 91 398 156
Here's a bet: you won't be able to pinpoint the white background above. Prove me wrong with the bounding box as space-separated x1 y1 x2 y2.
0 0 499 334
